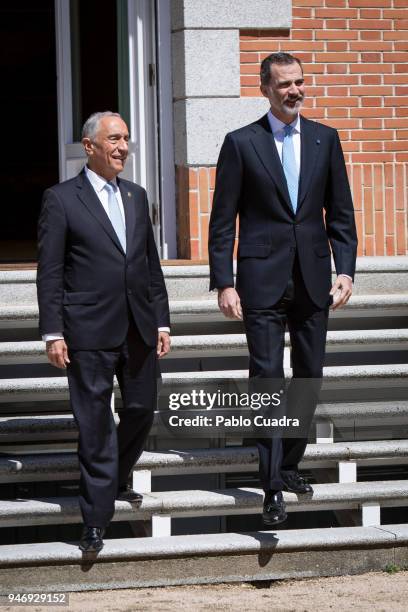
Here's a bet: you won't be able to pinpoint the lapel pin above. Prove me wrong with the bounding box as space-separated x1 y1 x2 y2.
127 192 131 197
316 139 320 145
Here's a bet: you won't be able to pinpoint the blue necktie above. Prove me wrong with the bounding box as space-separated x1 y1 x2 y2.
282 125 299 213
105 182 126 252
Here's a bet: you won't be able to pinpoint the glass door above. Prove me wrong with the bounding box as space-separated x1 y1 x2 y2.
55 0 161 246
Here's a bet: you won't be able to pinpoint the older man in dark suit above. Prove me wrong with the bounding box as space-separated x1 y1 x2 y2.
209 53 357 525
37 111 170 551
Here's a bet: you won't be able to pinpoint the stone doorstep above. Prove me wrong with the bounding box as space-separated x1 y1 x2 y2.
0 523 406 567
0 480 408 527
0 328 408 364
0 527 408 592
1 440 408 483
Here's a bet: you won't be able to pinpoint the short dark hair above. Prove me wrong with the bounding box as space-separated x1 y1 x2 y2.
260 52 303 86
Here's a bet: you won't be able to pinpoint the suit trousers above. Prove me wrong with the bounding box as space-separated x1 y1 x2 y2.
67 319 157 527
243 257 329 491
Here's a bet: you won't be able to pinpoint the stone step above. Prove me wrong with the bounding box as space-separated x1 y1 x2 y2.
1 440 408 483
1 329 407 364
1 293 407 328
168 328 408 357
125 257 408 298
0 524 407 591
0 414 79 441
1 257 407 305
170 293 406 323
0 364 406 404
1 400 407 443
0 481 407 528
135 439 408 474
0 400 408 442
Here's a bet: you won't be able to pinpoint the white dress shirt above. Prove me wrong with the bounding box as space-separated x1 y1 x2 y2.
43 167 170 341
85 166 126 224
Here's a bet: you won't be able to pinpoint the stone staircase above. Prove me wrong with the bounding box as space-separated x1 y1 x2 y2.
0 256 407 592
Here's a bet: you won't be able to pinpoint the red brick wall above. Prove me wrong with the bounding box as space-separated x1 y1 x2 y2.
176 0 408 259
176 167 216 260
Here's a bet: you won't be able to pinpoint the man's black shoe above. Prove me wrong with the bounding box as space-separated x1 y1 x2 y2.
262 491 287 525
79 526 105 553
281 471 313 494
117 484 143 503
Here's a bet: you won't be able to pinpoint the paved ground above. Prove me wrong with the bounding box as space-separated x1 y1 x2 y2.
3 570 408 611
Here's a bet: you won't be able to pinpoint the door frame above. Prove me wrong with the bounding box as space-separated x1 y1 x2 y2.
155 0 176 259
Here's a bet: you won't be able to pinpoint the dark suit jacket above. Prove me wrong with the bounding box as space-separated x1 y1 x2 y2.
37 170 170 350
209 114 358 309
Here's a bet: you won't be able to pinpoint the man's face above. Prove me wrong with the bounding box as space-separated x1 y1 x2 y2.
261 62 305 123
83 116 129 180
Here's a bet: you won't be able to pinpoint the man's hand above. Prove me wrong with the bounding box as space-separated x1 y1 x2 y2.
218 287 243 320
46 339 70 369
157 331 171 358
330 275 353 310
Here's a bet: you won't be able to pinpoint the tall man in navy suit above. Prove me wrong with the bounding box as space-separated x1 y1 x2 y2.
209 53 357 525
37 112 170 551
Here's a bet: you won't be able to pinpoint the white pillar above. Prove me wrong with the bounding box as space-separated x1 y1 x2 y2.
132 470 152 493
152 514 172 537
338 461 357 483
362 502 381 526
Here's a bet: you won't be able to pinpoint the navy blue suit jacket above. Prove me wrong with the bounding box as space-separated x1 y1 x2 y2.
209 114 358 309
37 170 169 349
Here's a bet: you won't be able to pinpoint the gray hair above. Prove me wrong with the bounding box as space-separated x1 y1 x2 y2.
81 111 121 140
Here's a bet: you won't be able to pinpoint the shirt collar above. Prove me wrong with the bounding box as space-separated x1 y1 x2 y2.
267 110 301 135
85 166 118 193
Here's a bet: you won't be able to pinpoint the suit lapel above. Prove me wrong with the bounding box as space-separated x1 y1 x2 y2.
75 171 125 255
298 115 320 212
250 115 294 216
118 178 136 259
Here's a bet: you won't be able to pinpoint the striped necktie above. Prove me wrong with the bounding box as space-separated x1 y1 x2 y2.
282 124 299 213
104 182 126 252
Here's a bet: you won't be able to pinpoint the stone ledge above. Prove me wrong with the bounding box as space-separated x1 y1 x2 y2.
1 524 407 595
0 257 407 284
0 329 406 364
1 440 408 482
0 364 407 397
1 481 408 528
171 0 292 31
1 399 407 447
0 524 404 567
1 258 407 302
1 293 407 324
